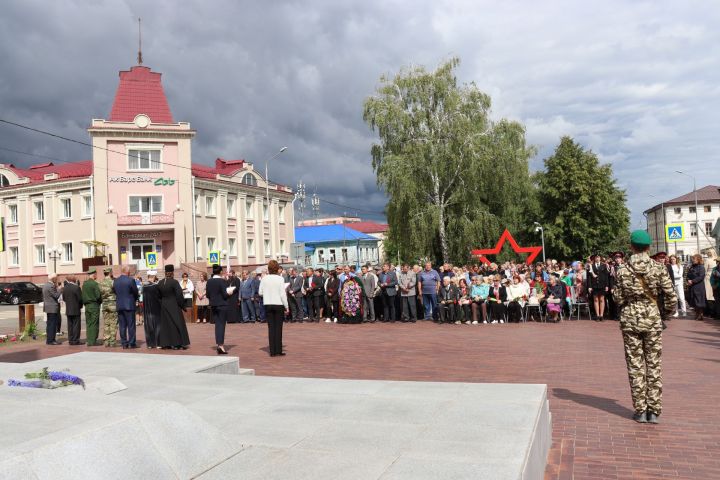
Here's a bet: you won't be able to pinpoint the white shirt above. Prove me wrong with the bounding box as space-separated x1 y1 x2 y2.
181 278 194 299
671 264 683 284
258 274 289 309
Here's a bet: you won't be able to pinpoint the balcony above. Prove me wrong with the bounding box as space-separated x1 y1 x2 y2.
117 214 175 226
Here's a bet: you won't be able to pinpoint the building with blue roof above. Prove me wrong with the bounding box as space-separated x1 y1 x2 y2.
294 224 381 268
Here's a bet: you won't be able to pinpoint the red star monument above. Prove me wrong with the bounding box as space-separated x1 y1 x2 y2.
470 229 543 265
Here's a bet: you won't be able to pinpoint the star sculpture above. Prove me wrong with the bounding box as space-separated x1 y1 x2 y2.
471 229 543 265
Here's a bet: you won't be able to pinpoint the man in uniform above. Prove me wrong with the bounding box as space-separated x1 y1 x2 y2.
82 267 102 346
99 267 119 347
613 231 676 424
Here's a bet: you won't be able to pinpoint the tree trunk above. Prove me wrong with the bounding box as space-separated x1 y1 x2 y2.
433 175 449 263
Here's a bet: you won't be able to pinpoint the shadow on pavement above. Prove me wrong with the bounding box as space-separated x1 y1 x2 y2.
552 387 634 419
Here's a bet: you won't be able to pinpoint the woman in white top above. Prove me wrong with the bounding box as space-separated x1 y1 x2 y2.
669 255 687 316
258 260 289 357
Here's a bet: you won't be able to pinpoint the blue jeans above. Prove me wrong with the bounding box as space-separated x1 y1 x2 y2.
241 299 255 322
422 293 438 320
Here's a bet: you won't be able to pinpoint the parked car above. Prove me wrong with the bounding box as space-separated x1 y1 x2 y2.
0 282 43 305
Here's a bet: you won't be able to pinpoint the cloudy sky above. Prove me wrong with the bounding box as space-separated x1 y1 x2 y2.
1 0 718 227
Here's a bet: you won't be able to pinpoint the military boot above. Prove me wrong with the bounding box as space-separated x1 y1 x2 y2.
646 411 660 424
632 411 647 423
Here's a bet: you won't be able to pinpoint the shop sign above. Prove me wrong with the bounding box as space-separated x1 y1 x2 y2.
153 177 176 186
120 232 162 239
109 176 153 183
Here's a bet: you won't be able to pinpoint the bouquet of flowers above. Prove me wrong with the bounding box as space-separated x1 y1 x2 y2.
6 367 85 390
340 281 361 316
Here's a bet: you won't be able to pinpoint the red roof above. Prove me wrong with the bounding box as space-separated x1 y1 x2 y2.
665 185 720 204
1 161 93 186
191 158 246 179
109 66 174 124
344 221 388 234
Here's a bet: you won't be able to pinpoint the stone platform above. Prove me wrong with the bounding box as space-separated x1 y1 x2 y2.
0 353 550 479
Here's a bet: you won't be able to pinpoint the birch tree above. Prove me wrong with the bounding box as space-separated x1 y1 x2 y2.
364 58 534 264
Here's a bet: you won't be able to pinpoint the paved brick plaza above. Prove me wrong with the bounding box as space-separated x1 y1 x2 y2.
1 317 718 479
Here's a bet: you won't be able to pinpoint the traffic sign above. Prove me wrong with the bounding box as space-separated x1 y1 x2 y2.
145 251 158 268
666 224 684 242
208 250 220 266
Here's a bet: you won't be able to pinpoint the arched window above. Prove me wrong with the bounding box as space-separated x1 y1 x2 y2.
0 174 10 187
241 173 257 186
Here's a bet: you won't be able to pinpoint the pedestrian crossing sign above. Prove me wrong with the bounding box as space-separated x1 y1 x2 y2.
145 251 158 268
666 224 684 242
208 250 220 266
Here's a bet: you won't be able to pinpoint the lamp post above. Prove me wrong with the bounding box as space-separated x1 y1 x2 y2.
533 222 545 263
48 246 62 273
675 170 700 254
264 147 288 259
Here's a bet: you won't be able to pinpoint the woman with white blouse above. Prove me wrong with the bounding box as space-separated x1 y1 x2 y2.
669 255 687 316
258 260 289 357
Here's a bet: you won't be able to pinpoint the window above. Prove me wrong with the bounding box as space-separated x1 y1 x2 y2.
195 237 201 259
704 205 711 213
194 195 200 214
60 198 72 219
62 242 73 262
264 239 271 256
8 204 18 224
228 238 237 256
207 237 216 252
33 201 44 222
341 248 349 262
280 239 286 254
705 222 713 236
83 243 94 258
129 196 162 214
246 238 255 256
263 202 269 221
673 207 681 215
278 203 285 222
128 149 161 170
690 222 697 237
241 173 257 186
0 174 9 187
35 245 46 265
245 199 254 219
82 195 92 217
318 249 325 263
205 196 216 216
689 206 696 214
329 249 337 262
9 246 19 266
227 198 236 218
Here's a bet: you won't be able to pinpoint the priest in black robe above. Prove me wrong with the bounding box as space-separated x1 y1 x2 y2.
142 270 161 349
226 270 242 324
157 264 190 349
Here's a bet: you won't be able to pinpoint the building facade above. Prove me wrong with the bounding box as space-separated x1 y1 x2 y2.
0 64 294 278
295 225 380 269
645 185 720 258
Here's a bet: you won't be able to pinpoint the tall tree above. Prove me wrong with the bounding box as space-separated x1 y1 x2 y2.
535 136 630 259
363 58 534 264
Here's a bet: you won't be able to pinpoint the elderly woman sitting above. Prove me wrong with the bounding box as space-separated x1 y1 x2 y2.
470 276 489 324
456 278 472 324
545 274 565 322
487 275 507 324
506 275 526 323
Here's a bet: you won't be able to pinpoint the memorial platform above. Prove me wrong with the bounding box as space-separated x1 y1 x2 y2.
0 352 550 479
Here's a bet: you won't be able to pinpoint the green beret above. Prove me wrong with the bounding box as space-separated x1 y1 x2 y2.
103 267 113 273
630 230 652 247
87 266 96 274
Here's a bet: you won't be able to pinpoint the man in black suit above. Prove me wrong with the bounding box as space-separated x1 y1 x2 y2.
288 268 304 322
207 264 233 354
63 276 83 345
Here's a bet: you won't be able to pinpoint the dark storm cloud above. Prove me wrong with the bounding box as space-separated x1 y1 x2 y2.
1 0 719 226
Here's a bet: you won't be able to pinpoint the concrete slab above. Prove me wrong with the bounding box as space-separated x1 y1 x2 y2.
0 352 551 479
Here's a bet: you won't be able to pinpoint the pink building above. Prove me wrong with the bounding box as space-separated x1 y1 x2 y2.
0 63 294 279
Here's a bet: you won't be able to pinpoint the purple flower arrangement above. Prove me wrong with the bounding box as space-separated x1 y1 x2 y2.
6 367 85 390
341 281 362 316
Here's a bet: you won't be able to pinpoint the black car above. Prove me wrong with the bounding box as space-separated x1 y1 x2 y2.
0 282 43 305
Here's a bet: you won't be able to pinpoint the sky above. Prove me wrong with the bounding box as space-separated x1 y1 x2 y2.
0 0 718 228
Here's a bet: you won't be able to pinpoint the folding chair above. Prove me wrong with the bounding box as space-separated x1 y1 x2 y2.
570 285 593 320
524 303 544 322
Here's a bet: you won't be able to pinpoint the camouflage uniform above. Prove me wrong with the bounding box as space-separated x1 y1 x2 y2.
100 276 118 347
613 252 677 415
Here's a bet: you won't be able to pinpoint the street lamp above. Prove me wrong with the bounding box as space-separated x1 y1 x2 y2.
533 222 545 263
675 170 701 254
48 246 62 273
265 147 288 259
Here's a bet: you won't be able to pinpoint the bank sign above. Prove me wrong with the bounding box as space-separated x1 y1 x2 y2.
109 176 176 186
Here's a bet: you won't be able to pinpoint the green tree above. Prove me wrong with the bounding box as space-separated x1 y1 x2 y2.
364 58 535 264
535 136 630 259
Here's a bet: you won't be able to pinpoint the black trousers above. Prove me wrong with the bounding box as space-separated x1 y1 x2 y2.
308 295 323 320
197 305 209 322
212 305 227 345
266 305 285 355
438 302 454 322
289 295 303 321
401 295 417 321
382 293 396 321
118 309 136 346
327 296 340 320
67 314 81 343
46 312 59 344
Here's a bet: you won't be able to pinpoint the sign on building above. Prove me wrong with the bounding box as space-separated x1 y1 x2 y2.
208 250 220 266
666 224 684 242
145 251 158 268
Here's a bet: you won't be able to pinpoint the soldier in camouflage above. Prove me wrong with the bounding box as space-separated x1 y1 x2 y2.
99 267 119 347
613 230 677 424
